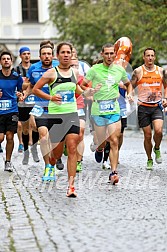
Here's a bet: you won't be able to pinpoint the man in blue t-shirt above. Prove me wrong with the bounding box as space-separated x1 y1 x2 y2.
0 51 23 172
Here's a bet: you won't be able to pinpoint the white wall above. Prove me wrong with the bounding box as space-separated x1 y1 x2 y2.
0 0 58 60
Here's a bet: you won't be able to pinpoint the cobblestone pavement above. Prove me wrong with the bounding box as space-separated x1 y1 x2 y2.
0 129 167 252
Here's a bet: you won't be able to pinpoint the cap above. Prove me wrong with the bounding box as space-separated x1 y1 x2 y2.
19 47 30 55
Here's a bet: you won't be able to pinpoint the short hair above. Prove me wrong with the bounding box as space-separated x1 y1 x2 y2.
56 42 73 54
39 45 54 56
144 47 156 55
101 43 114 53
0 51 12 60
40 40 54 49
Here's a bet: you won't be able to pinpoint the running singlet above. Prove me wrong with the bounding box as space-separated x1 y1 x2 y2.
137 65 163 107
15 63 35 106
85 63 129 115
0 70 23 114
16 63 31 80
48 67 77 114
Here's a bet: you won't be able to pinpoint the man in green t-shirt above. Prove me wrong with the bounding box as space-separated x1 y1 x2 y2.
81 43 133 185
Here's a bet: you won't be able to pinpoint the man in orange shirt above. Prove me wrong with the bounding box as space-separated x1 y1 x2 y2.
131 47 167 170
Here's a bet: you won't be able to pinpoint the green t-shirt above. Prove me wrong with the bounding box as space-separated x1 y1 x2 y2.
85 63 128 115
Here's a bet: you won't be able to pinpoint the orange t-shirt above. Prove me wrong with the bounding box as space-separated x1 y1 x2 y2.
137 65 163 107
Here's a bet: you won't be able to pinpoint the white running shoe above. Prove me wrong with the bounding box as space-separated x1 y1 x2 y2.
102 161 111 169
4 161 14 172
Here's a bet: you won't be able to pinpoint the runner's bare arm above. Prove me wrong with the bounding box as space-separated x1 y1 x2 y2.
80 78 92 90
163 68 167 87
162 68 167 99
22 77 31 90
131 69 139 89
124 80 133 95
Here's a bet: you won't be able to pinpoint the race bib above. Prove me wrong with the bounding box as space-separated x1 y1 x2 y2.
99 100 115 113
77 108 85 116
25 94 35 105
57 91 74 103
29 105 44 117
0 100 12 110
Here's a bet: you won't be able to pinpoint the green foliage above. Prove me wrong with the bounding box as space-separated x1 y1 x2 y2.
49 0 167 67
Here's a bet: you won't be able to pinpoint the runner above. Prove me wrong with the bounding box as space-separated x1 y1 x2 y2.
81 43 133 185
26 40 63 170
0 51 23 171
15 46 32 153
16 46 40 164
24 45 57 181
131 47 167 170
32 41 98 197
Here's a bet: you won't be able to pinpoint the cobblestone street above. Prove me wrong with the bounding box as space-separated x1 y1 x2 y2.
0 129 167 252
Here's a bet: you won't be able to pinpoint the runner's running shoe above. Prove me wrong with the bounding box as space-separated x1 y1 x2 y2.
4 161 13 172
42 164 56 181
49 165 56 181
95 148 104 163
56 158 64 170
66 186 77 197
147 159 153 170
76 161 82 172
102 161 111 169
109 171 119 185
31 144 40 162
22 150 29 165
153 147 162 164
18 144 24 153
0 144 3 153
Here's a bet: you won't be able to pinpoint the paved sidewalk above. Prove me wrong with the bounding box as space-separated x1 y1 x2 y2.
0 129 167 252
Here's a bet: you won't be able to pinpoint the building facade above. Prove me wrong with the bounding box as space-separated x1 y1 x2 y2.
0 0 57 62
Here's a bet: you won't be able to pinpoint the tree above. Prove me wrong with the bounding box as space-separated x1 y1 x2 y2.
49 0 167 67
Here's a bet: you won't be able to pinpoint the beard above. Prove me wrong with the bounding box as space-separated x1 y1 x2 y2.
42 60 52 68
3 65 11 70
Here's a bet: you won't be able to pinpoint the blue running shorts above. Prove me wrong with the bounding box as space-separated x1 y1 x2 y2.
91 114 120 127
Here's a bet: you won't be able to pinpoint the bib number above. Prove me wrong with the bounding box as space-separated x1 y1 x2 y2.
29 105 44 117
0 100 12 110
25 94 35 105
57 91 74 103
99 100 115 113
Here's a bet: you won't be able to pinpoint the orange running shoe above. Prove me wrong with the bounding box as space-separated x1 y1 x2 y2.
109 171 119 185
66 186 77 198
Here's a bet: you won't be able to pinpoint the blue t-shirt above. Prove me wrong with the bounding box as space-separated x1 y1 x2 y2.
29 66 52 107
0 70 23 114
27 59 59 80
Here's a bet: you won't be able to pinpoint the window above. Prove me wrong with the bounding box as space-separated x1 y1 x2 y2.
22 0 38 22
